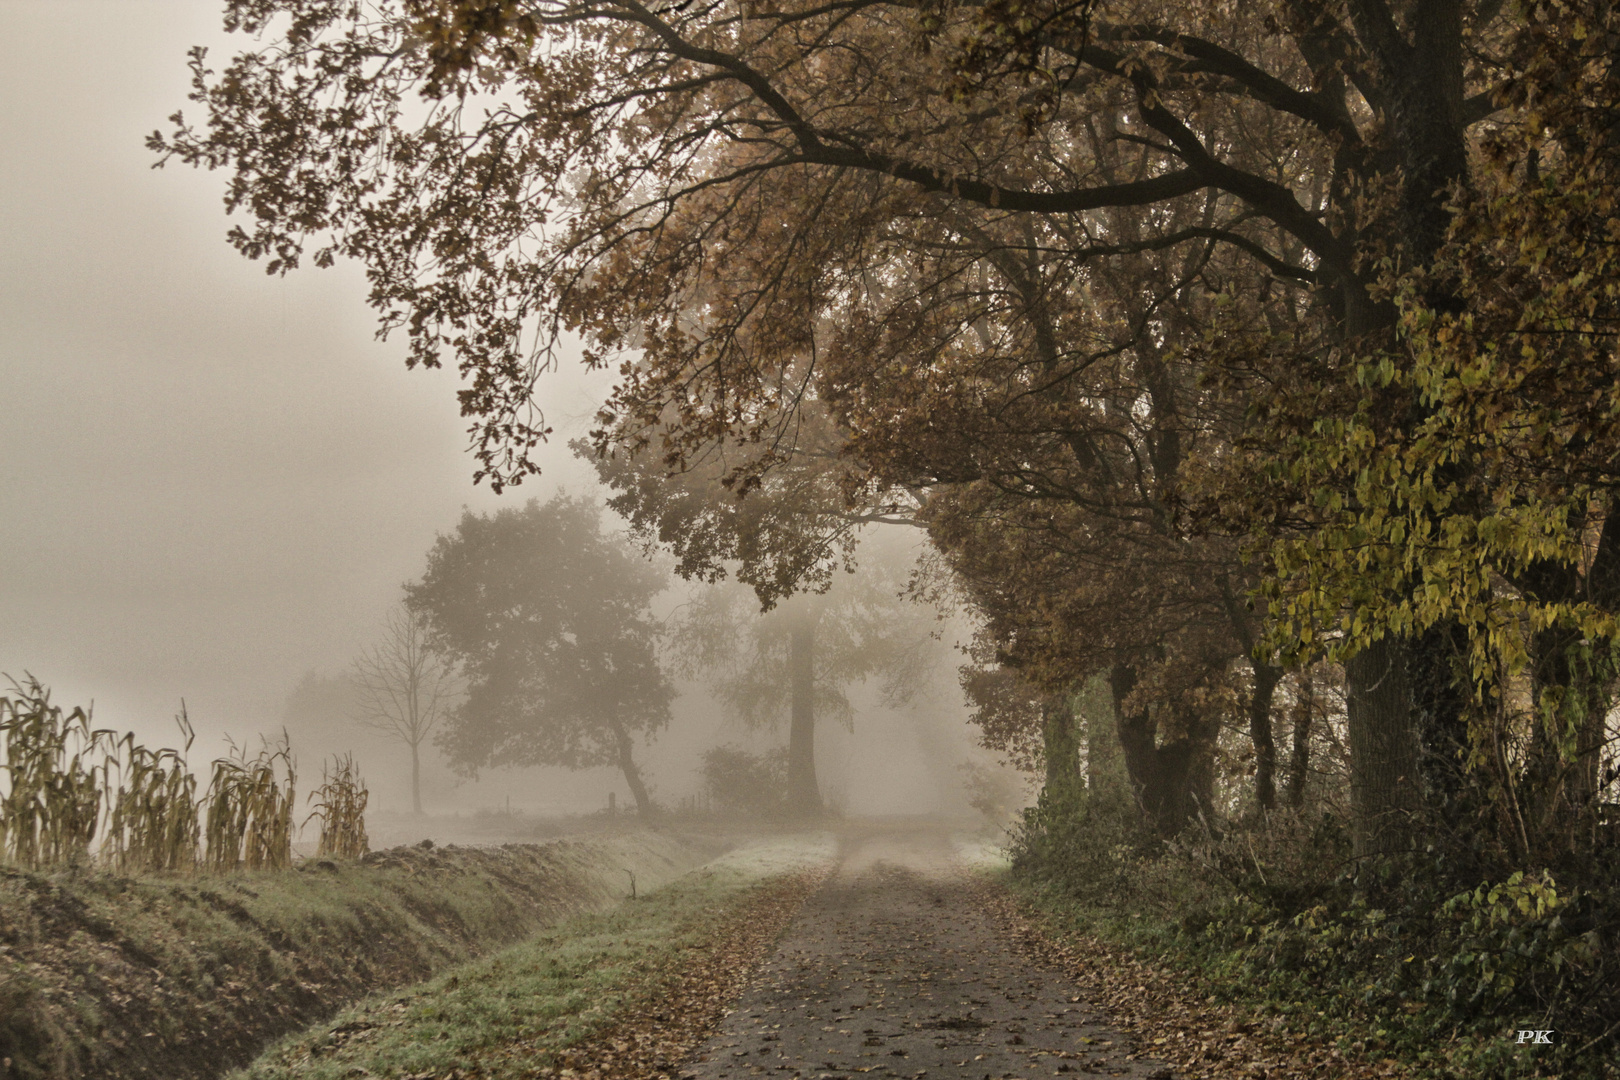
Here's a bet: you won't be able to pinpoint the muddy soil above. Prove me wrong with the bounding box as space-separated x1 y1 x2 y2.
681 825 1170 1080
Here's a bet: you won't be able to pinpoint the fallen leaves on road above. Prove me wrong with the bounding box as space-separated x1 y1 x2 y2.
517 866 832 1080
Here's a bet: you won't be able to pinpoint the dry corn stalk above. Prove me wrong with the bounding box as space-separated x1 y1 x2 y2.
306 753 369 860
204 734 295 871
104 706 200 873
0 677 113 870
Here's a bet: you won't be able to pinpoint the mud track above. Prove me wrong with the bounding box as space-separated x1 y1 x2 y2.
680 825 1170 1080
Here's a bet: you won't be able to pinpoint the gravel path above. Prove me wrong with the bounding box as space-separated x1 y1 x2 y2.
680 825 1171 1080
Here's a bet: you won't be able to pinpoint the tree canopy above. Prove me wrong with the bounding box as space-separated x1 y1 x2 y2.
158 0 1620 885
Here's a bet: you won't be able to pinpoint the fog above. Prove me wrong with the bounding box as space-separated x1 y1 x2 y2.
0 1 1020 833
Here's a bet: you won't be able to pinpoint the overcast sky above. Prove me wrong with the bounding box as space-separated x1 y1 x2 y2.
0 1 607 753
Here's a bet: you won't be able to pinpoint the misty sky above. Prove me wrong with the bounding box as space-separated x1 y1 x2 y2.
0 1 606 750
0 2 1006 820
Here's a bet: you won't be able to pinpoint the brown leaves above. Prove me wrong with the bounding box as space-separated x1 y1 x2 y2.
983 882 1412 1080
490 866 830 1080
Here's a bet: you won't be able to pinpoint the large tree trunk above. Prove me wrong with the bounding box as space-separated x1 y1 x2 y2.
1110 663 1160 818
608 718 654 816
785 614 822 817
1525 621 1595 847
1519 511 1620 853
1080 675 1120 793
1333 1 1471 858
1109 663 1217 836
1285 671 1315 809
1409 620 1474 835
1345 638 1422 856
1164 732 1217 833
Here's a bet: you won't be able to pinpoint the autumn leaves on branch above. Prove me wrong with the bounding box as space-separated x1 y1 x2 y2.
153 0 1620 858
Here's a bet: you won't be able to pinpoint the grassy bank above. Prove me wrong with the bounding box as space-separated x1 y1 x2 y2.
0 831 724 1080
232 835 836 1080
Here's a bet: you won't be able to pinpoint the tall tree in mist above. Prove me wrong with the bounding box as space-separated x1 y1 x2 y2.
406 495 673 815
676 573 935 817
584 402 918 609
283 671 354 738
349 603 458 816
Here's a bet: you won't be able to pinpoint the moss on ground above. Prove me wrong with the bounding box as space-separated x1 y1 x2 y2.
0 831 723 1080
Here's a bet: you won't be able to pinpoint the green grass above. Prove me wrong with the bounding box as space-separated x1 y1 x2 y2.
0 832 720 1080
231 834 834 1080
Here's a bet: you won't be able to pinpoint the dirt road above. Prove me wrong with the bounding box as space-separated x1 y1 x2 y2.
680 824 1171 1080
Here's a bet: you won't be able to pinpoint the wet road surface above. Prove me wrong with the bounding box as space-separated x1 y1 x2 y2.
681 825 1171 1080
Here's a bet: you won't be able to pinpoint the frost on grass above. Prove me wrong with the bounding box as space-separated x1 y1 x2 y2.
698 832 837 882
229 833 834 1080
951 833 1013 872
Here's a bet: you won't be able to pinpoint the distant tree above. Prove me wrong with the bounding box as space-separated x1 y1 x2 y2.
349 603 458 816
405 495 672 815
582 402 917 609
675 571 936 817
589 407 939 817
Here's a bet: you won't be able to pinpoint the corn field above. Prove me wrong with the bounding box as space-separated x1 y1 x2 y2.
308 753 369 860
0 678 368 875
203 736 297 871
0 678 112 870
104 708 201 873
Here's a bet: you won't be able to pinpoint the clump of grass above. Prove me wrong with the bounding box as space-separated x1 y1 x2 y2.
306 753 368 860
105 706 201 873
204 735 297 871
0 676 113 869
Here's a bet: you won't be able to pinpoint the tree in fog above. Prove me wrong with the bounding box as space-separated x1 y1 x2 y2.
585 402 916 610
406 495 672 815
676 571 935 817
591 404 939 816
350 603 457 816
283 670 354 734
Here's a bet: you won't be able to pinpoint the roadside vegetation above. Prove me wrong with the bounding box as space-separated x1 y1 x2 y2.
1 679 361 876
231 836 833 1080
0 822 719 1080
1010 780 1615 1079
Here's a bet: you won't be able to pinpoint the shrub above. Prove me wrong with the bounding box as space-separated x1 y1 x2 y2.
700 746 787 817
1018 788 1619 1077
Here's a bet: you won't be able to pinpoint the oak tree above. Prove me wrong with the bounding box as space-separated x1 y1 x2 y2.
153 0 1620 857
